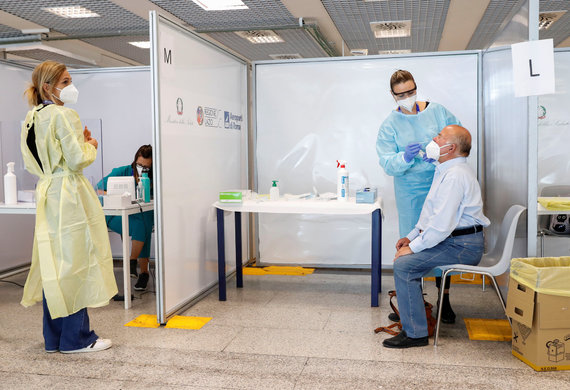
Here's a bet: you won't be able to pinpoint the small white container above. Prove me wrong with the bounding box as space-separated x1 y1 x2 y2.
4 162 17 205
336 160 349 202
270 180 280 201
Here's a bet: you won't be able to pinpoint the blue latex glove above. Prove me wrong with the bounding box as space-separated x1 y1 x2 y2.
403 143 421 163
422 154 436 164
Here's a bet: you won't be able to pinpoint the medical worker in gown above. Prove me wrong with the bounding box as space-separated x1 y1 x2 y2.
20 60 117 353
376 70 461 324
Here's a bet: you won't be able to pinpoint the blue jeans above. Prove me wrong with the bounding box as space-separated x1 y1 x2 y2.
42 295 98 352
393 232 484 338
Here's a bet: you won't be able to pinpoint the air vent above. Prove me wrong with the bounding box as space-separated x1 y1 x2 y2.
350 49 368 56
370 20 412 38
378 49 412 55
539 11 567 30
269 53 302 60
234 30 284 44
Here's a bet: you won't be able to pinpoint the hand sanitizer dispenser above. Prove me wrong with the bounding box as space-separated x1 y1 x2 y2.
4 162 17 205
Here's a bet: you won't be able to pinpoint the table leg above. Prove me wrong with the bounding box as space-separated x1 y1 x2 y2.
122 210 131 309
216 208 226 301
371 209 381 307
235 212 243 288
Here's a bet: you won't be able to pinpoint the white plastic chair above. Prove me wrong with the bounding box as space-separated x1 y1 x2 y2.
433 205 526 346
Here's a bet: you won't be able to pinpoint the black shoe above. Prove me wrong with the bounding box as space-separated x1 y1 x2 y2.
388 312 400 322
382 331 429 349
134 272 149 291
440 308 456 324
130 259 138 278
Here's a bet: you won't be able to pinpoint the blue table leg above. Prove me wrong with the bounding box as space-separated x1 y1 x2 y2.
216 208 226 301
235 211 243 288
371 209 381 307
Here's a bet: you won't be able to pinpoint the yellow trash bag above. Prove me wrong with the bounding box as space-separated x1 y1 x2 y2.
510 257 570 297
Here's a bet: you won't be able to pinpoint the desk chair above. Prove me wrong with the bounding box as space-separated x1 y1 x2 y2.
538 185 570 256
433 205 526 346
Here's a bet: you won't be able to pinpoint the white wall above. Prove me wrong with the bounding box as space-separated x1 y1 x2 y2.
0 62 35 271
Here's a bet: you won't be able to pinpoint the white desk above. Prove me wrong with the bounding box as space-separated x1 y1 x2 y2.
0 201 154 309
214 197 383 307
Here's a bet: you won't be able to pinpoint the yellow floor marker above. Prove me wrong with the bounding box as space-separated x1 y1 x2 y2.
165 315 212 330
464 318 512 341
242 265 314 276
124 314 161 328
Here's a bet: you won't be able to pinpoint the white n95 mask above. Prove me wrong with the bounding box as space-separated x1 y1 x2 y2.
425 140 451 160
136 165 143 176
54 84 79 105
398 95 417 112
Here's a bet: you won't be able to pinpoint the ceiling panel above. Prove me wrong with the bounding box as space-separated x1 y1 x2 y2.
207 28 327 61
539 0 570 46
82 35 150 65
0 0 147 36
149 0 298 31
466 0 525 50
0 24 23 39
320 0 451 54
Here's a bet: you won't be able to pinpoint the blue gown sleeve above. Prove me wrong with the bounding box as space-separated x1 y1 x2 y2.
376 117 413 177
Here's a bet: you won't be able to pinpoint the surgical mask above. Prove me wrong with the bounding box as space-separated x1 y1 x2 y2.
425 140 452 160
397 94 417 112
53 84 79 105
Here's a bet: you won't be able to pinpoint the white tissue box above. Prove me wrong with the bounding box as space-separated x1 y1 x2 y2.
103 194 131 208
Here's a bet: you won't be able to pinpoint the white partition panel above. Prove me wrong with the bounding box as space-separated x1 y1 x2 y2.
537 49 570 256
69 68 152 259
255 53 479 267
0 62 36 272
151 13 247 322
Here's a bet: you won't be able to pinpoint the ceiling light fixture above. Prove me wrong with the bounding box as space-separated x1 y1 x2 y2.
129 41 151 49
235 30 284 44
370 20 411 38
43 6 100 18
269 53 302 60
350 49 368 56
539 11 566 30
191 0 248 11
378 49 412 55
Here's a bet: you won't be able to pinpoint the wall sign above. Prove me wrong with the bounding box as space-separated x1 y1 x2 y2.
511 39 555 97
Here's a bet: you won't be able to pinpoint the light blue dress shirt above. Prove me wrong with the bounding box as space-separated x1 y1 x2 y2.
407 156 490 253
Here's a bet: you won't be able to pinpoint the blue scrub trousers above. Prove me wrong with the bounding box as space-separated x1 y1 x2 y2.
393 232 484 338
42 294 98 352
106 211 154 258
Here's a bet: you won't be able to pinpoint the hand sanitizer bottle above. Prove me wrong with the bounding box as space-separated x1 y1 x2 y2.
141 172 151 203
336 160 349 202
4 162 17 205
270 180 279 201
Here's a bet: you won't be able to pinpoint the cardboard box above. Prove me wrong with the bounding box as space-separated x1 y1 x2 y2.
507 277 570 371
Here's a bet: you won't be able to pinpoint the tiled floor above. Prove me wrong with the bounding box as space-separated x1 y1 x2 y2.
1 268 569 389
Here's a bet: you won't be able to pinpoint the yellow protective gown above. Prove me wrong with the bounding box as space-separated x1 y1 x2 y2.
20 103 117 319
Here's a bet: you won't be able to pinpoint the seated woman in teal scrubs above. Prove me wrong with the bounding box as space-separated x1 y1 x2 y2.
97 144 154 291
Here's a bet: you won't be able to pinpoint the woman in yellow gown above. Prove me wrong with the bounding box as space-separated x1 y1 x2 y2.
20 61 117 353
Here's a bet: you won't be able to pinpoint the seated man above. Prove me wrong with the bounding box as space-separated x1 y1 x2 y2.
383 125 490 349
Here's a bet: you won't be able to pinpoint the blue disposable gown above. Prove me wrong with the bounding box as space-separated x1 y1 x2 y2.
376 102 460 237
